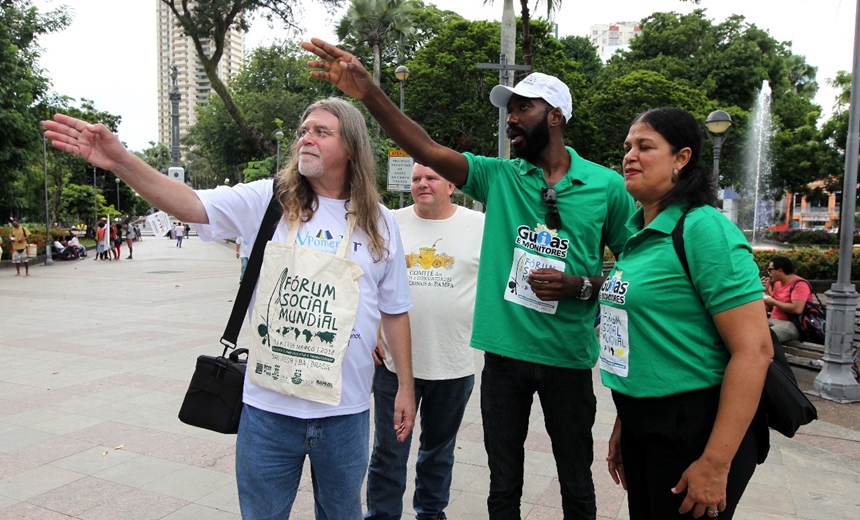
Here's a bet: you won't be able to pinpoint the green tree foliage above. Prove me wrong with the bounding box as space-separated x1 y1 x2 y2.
593 9 824 195
337 0 415 85
135 141 172 173
340 0 462 72
822 71 850 156
159 0 343 157
402 18 583 157
0 0 69 218
58 183 97 226
558 35 602 86
188 41 340 181
583 70 718 170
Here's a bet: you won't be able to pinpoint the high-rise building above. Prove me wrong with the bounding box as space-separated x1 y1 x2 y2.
156 1 244 149
588 21 640 61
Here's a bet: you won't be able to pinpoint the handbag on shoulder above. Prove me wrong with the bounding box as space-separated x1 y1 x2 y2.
672 209 817 439
178 195 282 434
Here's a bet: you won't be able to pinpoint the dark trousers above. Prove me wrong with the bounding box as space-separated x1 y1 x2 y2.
481 352 597 520
612 386 761 520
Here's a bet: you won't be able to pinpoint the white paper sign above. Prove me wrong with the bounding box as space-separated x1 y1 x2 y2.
146 211 171 237
387 149 414 192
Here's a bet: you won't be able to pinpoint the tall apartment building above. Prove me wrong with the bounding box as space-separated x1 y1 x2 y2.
588 21 640 61
156 1 245 149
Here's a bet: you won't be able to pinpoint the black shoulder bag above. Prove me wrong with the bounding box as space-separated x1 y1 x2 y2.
178 195 283 434
672 209 817 440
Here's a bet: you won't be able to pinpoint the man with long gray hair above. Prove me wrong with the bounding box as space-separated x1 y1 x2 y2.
43 97 416 520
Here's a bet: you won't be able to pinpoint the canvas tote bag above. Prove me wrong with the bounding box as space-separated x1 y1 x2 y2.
249 217 364 405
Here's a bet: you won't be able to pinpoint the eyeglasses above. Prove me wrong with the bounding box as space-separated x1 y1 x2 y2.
540 187 563 230
296 126 335 141
766 267 775 272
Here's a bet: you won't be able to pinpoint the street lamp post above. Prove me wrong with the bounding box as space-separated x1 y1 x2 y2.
812 0 860 402
704 110 732 181
115 177 121 215
275 130 284 174
395 65 410 208
39 122 53 266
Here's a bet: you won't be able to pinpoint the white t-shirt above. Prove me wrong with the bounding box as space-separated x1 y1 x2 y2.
236 236 251 259
173 224 184 237
196 180 412 419
383 205 484 380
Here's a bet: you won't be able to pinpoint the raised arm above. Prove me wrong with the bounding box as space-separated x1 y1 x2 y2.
42 114 208 224
301 38 469 187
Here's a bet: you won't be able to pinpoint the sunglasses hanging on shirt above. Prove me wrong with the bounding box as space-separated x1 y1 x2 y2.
541 187 563 230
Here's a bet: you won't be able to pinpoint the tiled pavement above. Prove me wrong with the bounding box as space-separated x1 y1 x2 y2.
1 236 859 519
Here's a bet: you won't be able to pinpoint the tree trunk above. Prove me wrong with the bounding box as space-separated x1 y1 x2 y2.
520 0 532 66
194 41 276 157
372 42 382 86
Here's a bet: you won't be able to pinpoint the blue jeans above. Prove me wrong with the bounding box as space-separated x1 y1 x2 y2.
366 365 474 520
481 353 597 520
236 404 370 520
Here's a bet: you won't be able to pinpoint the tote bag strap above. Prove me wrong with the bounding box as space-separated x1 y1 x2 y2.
221 194 283 349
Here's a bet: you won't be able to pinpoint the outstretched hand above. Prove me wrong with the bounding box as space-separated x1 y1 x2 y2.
301 38 375 99
42 114 129 172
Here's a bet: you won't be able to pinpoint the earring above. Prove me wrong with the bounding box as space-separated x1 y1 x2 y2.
671 168 679 183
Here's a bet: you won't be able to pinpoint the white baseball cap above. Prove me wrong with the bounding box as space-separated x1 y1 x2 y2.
490 72 573 123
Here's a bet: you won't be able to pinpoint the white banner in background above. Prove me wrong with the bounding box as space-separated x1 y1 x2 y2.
146 211 171 237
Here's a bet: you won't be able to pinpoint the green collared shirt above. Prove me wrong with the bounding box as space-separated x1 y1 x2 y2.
598 204 762 397
460 147 634 369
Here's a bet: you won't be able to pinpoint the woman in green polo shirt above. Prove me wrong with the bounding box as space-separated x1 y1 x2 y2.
598 108 773 520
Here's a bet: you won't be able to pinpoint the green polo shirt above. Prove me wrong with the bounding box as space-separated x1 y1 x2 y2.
461 147 634 369
598 204 762 397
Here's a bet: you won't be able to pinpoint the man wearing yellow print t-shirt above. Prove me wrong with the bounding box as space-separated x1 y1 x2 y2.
368 163 484 520
10 219 31 276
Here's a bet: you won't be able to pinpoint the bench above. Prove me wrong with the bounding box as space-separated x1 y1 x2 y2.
782 306 860 379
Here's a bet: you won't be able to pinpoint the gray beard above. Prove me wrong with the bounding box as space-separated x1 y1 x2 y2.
298 157 324 178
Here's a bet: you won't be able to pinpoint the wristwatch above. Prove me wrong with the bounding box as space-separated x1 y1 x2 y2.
579 276 593 300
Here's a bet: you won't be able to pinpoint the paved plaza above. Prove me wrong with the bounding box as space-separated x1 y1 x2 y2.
1 235 859 519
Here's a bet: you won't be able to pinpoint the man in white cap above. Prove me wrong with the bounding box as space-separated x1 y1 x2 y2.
303 39 634 519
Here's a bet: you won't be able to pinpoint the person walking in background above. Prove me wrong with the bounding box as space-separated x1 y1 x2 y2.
9 219 31 276
124 219 135 259
174 222 184 248
184 223 191 238
366 163 484 520
303 39 635 519
601 108 772 520
44 97 416 520
235 236 250 282
95 220 108 260
113 222 123 260
761 256 812 342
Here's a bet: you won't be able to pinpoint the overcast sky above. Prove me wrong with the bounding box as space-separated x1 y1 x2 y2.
33 0 856 152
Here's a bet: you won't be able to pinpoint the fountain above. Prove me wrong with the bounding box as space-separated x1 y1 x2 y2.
744 80 775 245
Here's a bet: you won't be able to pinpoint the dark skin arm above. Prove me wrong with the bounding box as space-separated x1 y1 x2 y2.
527 269 604 301
301 38 469 186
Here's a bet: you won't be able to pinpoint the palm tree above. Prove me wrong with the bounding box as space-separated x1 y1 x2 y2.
337 0 415 85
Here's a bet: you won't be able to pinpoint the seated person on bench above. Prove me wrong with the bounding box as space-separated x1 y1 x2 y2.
66 234 86 257
52 239 76 259
761 255 812 342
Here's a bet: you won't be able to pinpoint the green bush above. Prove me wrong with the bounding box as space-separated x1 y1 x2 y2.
753 248 860 280
756 229 860 246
